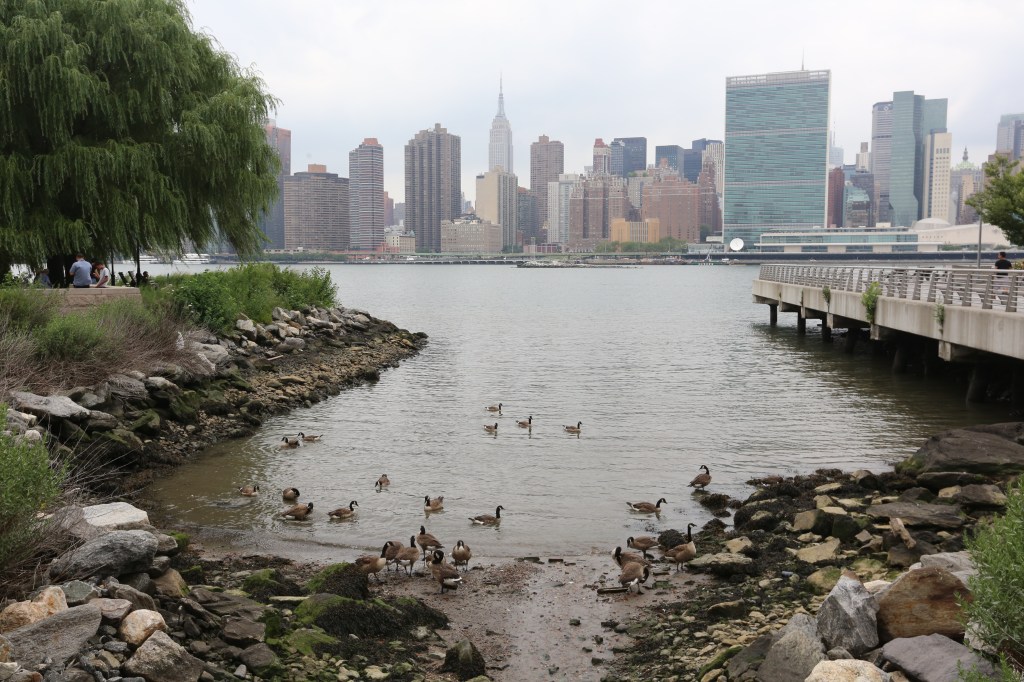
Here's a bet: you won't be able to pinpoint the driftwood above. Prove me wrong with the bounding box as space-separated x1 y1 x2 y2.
597 586 629 595
890 517 916 548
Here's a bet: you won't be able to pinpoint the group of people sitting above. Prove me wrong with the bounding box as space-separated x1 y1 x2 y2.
33 254 149 288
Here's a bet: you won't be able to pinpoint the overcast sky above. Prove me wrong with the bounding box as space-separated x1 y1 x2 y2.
186 0 1023 204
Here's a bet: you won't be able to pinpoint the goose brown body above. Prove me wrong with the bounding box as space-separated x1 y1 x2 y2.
282 487 300 501
517 415 533 428
298 432 322 442
280 436 301 449
484 423 498 433
416 525 443 560
375 474 391 489
282 502 314 520
355 542 391 582
424 495 444 512
452 540 472 571
430 550 463 593
689 465 712 490
395 536 421 575
485 403 502 413
327 500 358 519
613 546 649 568
563 421 582 434
383 538 408 571
626 535 659 559
664 523 698 570
618 561 651 594
626 497 667 513
469 505 503 525
239 484 260 497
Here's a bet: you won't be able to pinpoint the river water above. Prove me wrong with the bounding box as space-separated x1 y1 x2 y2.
146 263 1005 560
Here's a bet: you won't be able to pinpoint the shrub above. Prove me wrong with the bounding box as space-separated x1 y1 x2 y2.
862 281 882 324
0 287 60 331
961 481 1024 679
33 313 109 363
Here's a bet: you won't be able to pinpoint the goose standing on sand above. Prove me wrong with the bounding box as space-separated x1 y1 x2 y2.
394 536 422 576
563 421 582 434
517 415 533 428
626 536 659 560
689 465 712 491
484 423 498 434
618 561 651 594
375 474 391 490
239 484 260 497
416 526 444 561
297 432 322 442
327 500 359 519
613 546 649 568
282 487 300 501
485 403 503 413
280 436 301 449
355 542 391 582
430 550 463 594
626 498 667 513
282 502 314 520
384 538 410 572
424 495 444 512
452 540 472 571
664 522 698 571
469 505 504 525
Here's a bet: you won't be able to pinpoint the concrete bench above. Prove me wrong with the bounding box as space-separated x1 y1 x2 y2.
41 286 142 311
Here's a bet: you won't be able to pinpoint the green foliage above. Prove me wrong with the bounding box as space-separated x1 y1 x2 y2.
0 287 60 330
0 406 65 575
961 481 1024 678
967 155 1024 246
0 0 279 267
822 286 831 306
33 315 108 362
935 302 946 330
862 281 882 323
595 237 689 253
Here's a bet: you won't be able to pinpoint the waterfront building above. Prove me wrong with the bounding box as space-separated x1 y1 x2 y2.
757 227 938 254
996 113 1024 155
921 130 952 223
827 166 845 227
383 192 395 228
259 120 291 249
547 173 581 245
348 138 385 251
383 233 416 254
517 188 539 243
642 173 700 243
654 145 685 176
592 139 611 176
284 164 349 251
568 176 628 250
610 218 662 243
530 135 564 232
723 69 831 249
475 169 519 251
488 80 513 174
613 137 647 176
870 102 893 225
440 215 502 253
887 91 948 227
405 124 461 252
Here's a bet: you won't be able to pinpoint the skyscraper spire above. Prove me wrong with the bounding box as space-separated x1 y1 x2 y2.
488 76 513 173
497 74 505 116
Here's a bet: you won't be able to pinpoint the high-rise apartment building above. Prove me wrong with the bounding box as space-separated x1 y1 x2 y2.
697 158 722 236
517 188 539 242
284 164 349 251
613 137 647 176
488 80 513 173
996 113 1024 154
641 174 700 243
592 139 611 176
887 91 947 227
383 191 395 227
405 124 461 252
870 102 893 225
475 169 518 250
921 130 952 223
827 166 845 227
530 135 564 230
846 172 874 227
348 138 384 251
547 173 581 245
702 141 724 196
260 120 291 249
609 140 625 178
855 142 871 172
684 139 720 183
568 176 627 249
655 146 686 176
723 70 831 248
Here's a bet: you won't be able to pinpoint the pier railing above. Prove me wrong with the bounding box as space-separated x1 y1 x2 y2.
758 265 1023 314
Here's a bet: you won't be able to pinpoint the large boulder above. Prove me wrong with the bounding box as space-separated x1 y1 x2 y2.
805 660 890 682
916 471 990 491
48 530 158 581
903 422 1024 475
195 343 231 368
106 374 148 401
877 567 970 642
918 552 976 582
3 604 101 666
796 537 842 565
440 640 485 681
815 575 879 655
61 502 151 540
865 501 963 529
9 392 90 422
0 587 67 633
687 552 754 577
123 630 203 682
119 609 167 646
756 613 826 682
882 634 996 681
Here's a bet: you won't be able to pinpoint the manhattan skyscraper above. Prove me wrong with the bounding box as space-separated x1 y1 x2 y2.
348 138 384 251
488 79 513 173
723 69 831 248
405 124 461 253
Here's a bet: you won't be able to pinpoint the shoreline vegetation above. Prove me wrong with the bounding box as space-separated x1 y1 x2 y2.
1 266 1023 681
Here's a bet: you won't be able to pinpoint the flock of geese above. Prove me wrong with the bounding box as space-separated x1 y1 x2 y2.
240 413 715 596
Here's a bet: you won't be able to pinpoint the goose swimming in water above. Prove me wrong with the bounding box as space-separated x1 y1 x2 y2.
238 484 260 497
563 421 582 434
327 500 358 519
469 505 503 525
626 497 667 513
689 465 712 490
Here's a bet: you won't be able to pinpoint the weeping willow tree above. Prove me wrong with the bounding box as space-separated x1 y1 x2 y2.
0 0 279 279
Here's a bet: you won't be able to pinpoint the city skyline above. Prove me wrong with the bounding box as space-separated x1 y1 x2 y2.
185 0 1022 205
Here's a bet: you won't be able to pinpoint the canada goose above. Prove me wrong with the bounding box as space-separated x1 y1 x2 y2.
424 495 444 512
355 542 391 582
517 415 533 428
393 536 421 576
563 421 582 434
297 432 322 442
282 487 301 501
416 525 444 560
430 549 463 593
280 436 301 449
618 561 651 594
627 536 659 560
484 423 498 433
469 505 504 525
665 523 698 570
612 546 649 568
238 484 260 497
384 538 410 572
485 403 503 413
282 502 314 520
626 497 667 513
452 540 472 571
327 500 359 519
689 465 712 490
375 474 391 489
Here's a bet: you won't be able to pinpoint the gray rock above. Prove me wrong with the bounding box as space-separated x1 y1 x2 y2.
877 567 969 642
123 630 203 682
727 632 775 678
152 533 180 556
88 597 133 621
121 572 156 595
144 376 180 394
4 604 101 666
816 575 879 655
9 392 90 422
904 422 1024 475
865 501 963 529
793 509 832 535
59 581 98 606
826 647 853 660
687 552 754 577
222 618 265 645
83 410 118 432
757 613 826 682
108 582 156 612
148 555 172 577
48 530 158 581
916 471 990 491
274 337 306 354
956 484 1007 508
238 643 277 673
62 502 151 540
440 640 486 680
918 551 976 578
106 374 149 401
882 634 995 681
805 660 890 682
271 307 292 322
195 343 230 369
796 537 841 565
852 470 880 490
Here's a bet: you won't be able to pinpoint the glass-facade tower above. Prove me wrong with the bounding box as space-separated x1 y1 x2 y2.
888 91 947 228
723 70 831 249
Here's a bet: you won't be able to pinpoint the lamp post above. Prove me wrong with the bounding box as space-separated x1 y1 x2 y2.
977 212 983 269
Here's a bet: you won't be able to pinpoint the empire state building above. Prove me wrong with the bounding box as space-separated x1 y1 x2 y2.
488 79 513 174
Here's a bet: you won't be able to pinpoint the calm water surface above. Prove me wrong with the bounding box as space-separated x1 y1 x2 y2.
147 264 1006 560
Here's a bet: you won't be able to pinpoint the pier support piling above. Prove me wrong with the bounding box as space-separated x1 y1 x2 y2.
843 330 857 354
797 315 806 335
769 304 778 327
892 344 910 374
966 365 991 403
821 324 832 342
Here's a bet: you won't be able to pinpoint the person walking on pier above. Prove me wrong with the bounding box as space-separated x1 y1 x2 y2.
995 251 1012 271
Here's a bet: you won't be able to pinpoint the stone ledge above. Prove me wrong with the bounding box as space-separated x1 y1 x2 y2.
41 287 142 310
